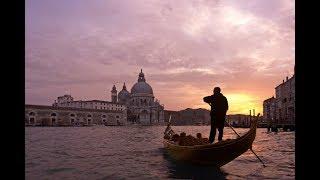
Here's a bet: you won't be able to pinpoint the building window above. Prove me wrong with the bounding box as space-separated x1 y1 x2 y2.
29 117 35 124
116 115 119 118
87 114 92 117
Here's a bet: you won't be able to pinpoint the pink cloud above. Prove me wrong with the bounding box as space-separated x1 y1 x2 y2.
26 0 294 113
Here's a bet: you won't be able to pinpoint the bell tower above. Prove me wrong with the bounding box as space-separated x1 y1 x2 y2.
111 85 117 103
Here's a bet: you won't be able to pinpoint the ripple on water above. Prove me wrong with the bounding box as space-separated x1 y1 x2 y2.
26 127 294 179
46 167 75 175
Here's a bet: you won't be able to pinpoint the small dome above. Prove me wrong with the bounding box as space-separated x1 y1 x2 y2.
118 83 130 102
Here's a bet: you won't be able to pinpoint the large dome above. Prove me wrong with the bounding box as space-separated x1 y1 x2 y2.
130 69 153 95
131 82 153 95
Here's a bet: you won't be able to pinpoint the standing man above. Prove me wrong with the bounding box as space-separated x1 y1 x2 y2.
203 87 228 143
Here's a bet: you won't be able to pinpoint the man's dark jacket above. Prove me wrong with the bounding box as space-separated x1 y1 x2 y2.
203 93 228 127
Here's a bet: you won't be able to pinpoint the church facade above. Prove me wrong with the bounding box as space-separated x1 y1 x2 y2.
115 69 165 125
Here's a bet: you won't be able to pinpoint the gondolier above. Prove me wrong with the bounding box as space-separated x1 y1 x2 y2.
203 87 228 143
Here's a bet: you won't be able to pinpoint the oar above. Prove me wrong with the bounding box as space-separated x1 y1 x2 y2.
225 114 266 167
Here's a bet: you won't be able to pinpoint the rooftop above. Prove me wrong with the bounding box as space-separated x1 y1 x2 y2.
26 104 123 113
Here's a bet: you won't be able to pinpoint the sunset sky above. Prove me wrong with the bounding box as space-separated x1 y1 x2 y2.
26 0 295 115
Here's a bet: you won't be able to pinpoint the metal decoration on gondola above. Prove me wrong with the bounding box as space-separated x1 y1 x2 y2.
164 115 175 139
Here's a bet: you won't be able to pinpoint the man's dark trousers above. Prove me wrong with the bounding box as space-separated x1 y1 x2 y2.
209 122 224 143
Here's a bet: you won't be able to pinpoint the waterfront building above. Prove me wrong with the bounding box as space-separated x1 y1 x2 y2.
226 114 253 128
263 97 276 125
25 104 125 126
164 108 258 127
275 75 295 125
52 95 126 111
263 68 295 127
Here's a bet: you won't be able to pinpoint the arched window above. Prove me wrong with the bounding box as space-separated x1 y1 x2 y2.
70 114 75 117
116 115 119 118
102 115 106 118
87 114 92 117
28 112 36 125
51 113 57 116
29 117 35 124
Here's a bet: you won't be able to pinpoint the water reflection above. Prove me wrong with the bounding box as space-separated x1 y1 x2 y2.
162 150 227 179
26 127 294 179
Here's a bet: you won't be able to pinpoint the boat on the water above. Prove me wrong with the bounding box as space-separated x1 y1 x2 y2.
163 115 259 167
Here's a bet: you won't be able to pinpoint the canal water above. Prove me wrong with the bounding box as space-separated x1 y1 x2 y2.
25 126 294 179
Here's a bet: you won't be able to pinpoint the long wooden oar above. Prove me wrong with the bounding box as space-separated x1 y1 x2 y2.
225 114 266 167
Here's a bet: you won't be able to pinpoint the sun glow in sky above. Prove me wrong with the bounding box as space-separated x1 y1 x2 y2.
191 93 261 115
26 0 294 115
224 94 259 114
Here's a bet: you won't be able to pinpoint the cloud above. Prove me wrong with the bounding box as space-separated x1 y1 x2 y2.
26 0 294 113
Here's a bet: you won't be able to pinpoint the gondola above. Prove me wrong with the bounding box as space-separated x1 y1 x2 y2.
163 115 259 167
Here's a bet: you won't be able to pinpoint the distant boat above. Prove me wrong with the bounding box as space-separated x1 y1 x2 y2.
163 116 258 167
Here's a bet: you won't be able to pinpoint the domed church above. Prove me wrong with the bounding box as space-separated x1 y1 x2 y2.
111 69 165 125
